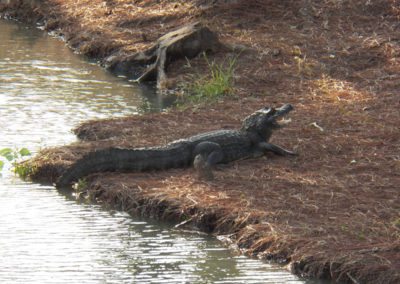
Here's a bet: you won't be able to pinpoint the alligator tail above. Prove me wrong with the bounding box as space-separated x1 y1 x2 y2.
56 142 193 188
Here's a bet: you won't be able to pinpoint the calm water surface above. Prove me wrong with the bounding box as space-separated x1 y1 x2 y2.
0 19 307 283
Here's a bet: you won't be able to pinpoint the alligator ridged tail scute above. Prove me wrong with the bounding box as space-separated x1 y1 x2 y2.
56 141 193 188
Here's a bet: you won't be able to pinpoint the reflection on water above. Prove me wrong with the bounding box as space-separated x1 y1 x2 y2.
0 179 305 284
0 19 307 283
0 18 145 148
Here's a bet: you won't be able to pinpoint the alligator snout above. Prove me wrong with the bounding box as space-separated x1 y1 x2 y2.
276 104 293 116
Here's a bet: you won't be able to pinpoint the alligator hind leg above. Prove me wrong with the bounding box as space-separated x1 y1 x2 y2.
193 142 224 180
193 155 214 180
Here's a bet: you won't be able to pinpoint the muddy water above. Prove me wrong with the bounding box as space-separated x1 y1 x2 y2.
0 19 308 283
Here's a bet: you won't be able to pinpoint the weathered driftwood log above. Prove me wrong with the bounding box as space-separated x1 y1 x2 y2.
104 22 221 90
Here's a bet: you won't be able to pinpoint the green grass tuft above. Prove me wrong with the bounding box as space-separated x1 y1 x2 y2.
183 54 237 105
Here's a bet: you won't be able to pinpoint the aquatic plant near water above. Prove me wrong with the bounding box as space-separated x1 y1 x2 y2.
0 147 34 178
72 178 90 202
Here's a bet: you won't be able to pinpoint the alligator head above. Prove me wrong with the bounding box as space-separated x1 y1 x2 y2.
241 104 293 141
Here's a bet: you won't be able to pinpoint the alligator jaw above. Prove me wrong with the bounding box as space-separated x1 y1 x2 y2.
277 117 292 127
269 104 293 128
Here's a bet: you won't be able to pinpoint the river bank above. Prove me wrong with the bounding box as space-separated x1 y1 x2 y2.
0 18 307 283
1 1 399 283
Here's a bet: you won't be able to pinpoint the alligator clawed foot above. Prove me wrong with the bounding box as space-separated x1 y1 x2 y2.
193 154 214 181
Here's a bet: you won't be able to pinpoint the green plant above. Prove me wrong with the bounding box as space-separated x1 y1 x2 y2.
72 178 90 202
137 99 153 114
0 147 33 178
14 162 35 179
73 178 88 193
186 54 237 104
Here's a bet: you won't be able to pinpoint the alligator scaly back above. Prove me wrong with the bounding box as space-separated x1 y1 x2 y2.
56 141 193 187
56 105 295 187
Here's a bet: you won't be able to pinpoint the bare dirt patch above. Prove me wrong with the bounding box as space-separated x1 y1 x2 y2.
2 0 400 283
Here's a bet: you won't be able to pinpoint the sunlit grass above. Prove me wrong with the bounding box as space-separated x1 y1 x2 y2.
182 54 237 105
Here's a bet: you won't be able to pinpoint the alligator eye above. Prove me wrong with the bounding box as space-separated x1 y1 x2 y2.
265 108 276 116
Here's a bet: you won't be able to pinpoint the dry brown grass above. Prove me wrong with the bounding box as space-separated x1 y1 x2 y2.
2 0 400 283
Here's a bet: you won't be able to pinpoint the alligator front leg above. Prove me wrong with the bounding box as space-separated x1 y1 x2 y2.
258 142 297 156
193 141 224 180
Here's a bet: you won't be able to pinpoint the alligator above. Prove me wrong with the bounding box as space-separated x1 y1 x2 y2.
56 104 296 188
